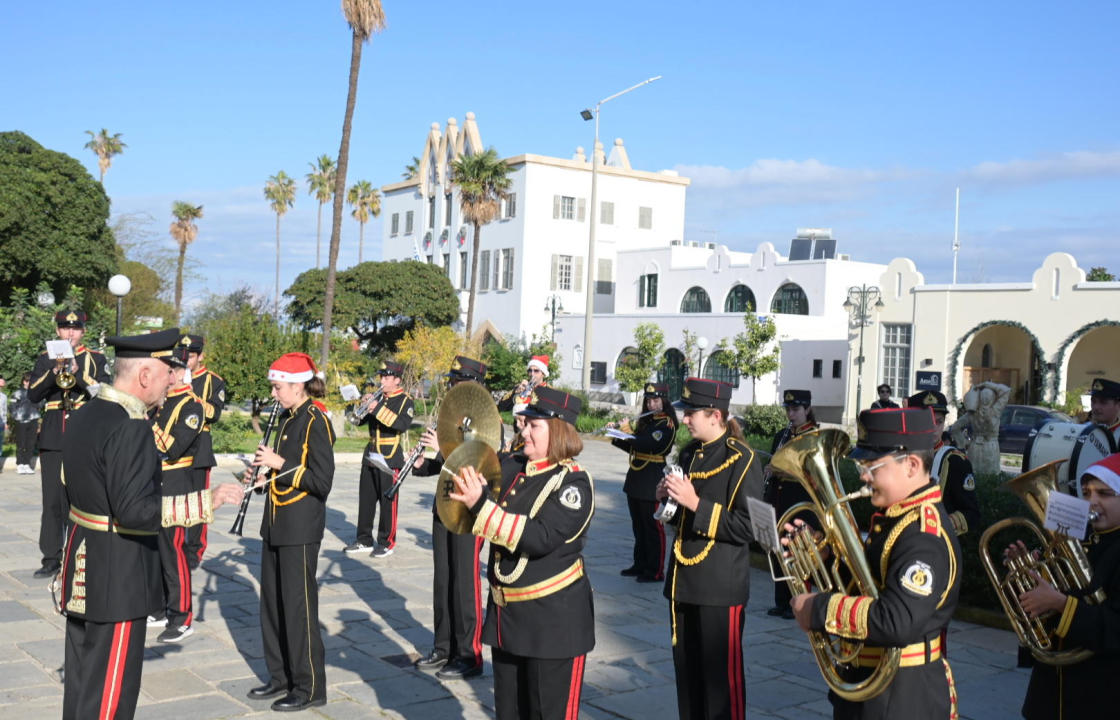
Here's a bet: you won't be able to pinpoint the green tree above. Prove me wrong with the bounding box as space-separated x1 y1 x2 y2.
263 171 296 315
306 154 336 268
0 131 117 299
169 201 203 322
716 313 781 399
321 0 387 368
452 147 512 339
615 322 665 392
1087 266 1116 282
83 128 126 184
87 259 175 333
482 332 558 392
285 260 458 354
402 155 420 180
347 180 380 264
680 328 700 375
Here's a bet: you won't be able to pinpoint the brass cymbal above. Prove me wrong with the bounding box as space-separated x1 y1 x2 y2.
437 440 502 534
436 381 502 457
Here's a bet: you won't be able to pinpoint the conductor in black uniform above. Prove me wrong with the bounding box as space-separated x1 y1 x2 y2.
30 310 110 578
790 408 964 720
246 352 336 712
59 328 243 720
346 360 414 558
907 391 981 536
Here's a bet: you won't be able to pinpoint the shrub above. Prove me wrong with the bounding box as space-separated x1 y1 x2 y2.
210 412 257 454
738 405 788 437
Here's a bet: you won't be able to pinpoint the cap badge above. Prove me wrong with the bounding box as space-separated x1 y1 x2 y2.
645 384 655 393
682 386 691 399
923 393 937 406
528 392 538 405
451 360 461 370
1093 380 1103 391
857 423 868 441
784 392 794 402
66 312 78 323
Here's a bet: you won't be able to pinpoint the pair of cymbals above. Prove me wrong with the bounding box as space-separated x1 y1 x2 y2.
436 382 503 455
438 440 503 533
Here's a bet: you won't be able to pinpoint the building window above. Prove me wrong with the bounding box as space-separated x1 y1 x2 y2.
596 258 612 295
459 251 468 288
504 193 517 219
638 206 653 230
554 195 585 221
680 286 712 313
390 213 399 236
590 361 607 385
426 254 433 264
444 193 452 227
405 210 414 234
501 248 514 290
832 359 842 379
771 283 809 315
601 201 614 225
616 346 640 378
554 255 573 291
639 273 658 307
882 323 913 400
480 251 490 291
703 351 740 388
560 195 575 220
428 197 435 229
813 359 823 378
724 285 756 312
442 253 450 277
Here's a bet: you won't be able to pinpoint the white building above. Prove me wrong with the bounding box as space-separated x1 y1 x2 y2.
552 232 888 422
379 112 690 342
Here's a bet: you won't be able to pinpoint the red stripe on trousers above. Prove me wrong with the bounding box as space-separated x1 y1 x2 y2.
175 527 191 625
196 469 211 563
566 654 586 720
728 605 744 720
471 536 484 664
386 470 399 549
99 620 131 720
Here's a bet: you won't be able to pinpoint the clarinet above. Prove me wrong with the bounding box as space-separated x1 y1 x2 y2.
384 427 433 499
229 403 282 536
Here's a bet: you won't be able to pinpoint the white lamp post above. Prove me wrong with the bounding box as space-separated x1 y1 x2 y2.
697 336 709 377
843 285 885 416
108 274 131 336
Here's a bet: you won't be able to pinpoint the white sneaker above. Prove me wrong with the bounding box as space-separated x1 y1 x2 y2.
147 615 167 628
158 624 194 643
20 465 32 474
344 542 373 554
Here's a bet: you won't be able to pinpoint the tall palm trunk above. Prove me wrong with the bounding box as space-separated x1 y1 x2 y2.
321 31 363 367
316 202 324 268
175 244 186 323
274 214 281 316
465 221 482 339
358 221 364 264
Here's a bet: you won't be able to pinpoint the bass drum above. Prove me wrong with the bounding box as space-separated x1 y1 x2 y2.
1023 421 1117 496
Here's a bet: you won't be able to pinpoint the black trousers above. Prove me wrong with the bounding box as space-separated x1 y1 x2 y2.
184 468 210 571
15 420 38 465
39 450 67 568
158 525 193 627
491 646 586 720
356 464 398 548
64 616 147 720
431 514 483 664
671 602 746 720
627 496 665 579
260 541 326 702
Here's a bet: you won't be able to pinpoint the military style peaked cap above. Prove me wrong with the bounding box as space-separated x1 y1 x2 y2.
1090 378 1120 400
378 361 404 377
55 310 87 328
108 328 182 365
643 382 669 398
782 389 812 407
850 408 939 460
449 355 487 383
907 390 948 412
673 377 732 412
516 386 582 425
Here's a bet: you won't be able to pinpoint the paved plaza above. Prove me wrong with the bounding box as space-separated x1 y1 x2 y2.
0 438 1029 719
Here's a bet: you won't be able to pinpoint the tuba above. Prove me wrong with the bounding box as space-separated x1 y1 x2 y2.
769 428 900 702
978 460 1102 665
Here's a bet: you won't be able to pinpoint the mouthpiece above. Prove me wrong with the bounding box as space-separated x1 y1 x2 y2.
1089 511 1101 523
839 485 873 504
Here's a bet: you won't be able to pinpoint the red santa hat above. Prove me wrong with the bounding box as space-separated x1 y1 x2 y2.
268 353 317 383
527 355 550 378
1083 453 1120 494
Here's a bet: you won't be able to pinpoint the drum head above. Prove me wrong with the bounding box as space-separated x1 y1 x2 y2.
1025 421 1116 495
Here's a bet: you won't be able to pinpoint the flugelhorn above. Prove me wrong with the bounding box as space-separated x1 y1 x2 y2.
979 460 1103 665
768 429 900 702
346 387 383 425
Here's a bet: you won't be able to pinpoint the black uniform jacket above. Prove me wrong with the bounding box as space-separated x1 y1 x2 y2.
764 422 819 512
360 389 413 469
261 398 336 546
28 345 110 450
930 442 981 536
1023 525 1120 720
663 431 762 607
58 386 163 622
190 366 226 469
474 455 595 659
151 383 204 496
496 381 546 412
612 413 677 502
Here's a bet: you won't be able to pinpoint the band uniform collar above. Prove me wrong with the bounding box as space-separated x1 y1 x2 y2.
99 385 148 420
794 422 817 434
167 383 192 397
885 483 942 517
700 428 730 449
526 458 557 476
384 388 405 397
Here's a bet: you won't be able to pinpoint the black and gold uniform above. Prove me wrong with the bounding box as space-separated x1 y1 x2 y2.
611 382 677 582
186 334 226 570
29 310 110 577
258 394 336 707
665 378 762 720
496 354 549 412
908 391 981 537
355 361 413 552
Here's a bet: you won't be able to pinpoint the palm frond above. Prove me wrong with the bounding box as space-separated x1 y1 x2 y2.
341 0 386 40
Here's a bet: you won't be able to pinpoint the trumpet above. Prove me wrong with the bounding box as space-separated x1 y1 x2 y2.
346 387 384 425
55 356 77 410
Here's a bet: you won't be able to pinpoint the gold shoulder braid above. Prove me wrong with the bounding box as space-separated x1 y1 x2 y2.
492 465 570 585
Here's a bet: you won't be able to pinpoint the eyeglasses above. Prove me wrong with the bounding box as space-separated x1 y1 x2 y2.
855 454 903 478
528 369 543 374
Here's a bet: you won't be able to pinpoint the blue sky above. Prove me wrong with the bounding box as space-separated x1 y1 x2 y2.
4 1 1117 311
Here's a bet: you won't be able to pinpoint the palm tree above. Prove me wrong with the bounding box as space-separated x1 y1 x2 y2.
169 201 204 322
321 0 387 367
306 155 336 268
452 147 512 339
347 180 380 264
84 128 126 184
402 155 420 180
263 171 296 315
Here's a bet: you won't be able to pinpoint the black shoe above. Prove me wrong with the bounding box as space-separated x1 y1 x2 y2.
781 607 795 620
619 566 640 577
436 657 483 680
766 606 786 617
33 564 60 579
414 648 449 671
635 573 663 583
271 693 326 712
246 682 287 700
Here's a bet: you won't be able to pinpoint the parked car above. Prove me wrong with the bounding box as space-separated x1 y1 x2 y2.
999 405 1074 455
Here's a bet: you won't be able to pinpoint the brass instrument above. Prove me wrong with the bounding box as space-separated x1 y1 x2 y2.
436 381 503 457
438 440 503 533
55 356 77 410
769 429 900 702
979 460 1103 665
346 387 383 425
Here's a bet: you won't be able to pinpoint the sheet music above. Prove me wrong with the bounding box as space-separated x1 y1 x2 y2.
747 497 782 553
46 340 74 360
604 428 635 440
1043 490 1091 540
339 384 360 402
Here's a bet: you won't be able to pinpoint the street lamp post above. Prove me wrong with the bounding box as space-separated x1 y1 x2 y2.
579 75 662 394
108 274 131 336
696 336 709 377
544 294 564 342
843 284 885 418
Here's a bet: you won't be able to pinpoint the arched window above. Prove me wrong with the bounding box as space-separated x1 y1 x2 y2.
981 343 993 368
615 346 641 377
771 283 808 315
724 285 756 313
702 351 740 388
658 349 687 401
680 286 711 313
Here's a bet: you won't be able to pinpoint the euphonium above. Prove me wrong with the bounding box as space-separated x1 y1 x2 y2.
769 428 900 702
978 459 1103 665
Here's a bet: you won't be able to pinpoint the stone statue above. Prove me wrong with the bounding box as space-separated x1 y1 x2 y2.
955 381 1011 475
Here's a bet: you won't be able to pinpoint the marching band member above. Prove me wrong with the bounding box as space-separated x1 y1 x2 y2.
183 334 226 571
59 328 242 720
497 354 549 412
907 391 981 536
450 386 594 719
346 361 414 558
1089 378 1120 445
764 389 820 618
661 378 762 720
1013 452 1120 720
790 408 963 720
246 353 336 712
30 310 110 579
610 382 678 583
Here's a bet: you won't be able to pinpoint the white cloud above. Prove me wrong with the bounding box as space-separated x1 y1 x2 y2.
966 150 1120 185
